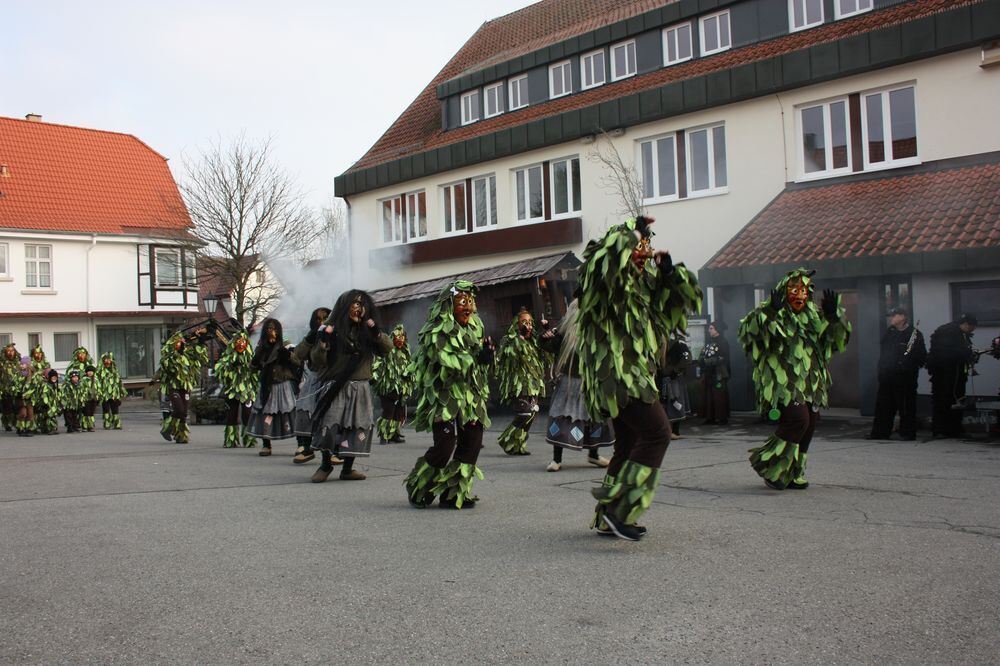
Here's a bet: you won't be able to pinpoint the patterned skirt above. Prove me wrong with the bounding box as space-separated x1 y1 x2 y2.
294 368 322 436
312 380 376 457
247 380 296 440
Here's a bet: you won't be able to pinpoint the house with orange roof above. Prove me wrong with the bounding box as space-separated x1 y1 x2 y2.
332 0 1000 414
0 114 200 382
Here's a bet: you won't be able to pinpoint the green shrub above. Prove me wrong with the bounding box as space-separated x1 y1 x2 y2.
190 397 228 424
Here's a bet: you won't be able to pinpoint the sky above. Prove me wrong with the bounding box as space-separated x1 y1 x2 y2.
3 0 538 210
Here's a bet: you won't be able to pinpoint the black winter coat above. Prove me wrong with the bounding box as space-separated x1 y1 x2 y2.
877 325 926 383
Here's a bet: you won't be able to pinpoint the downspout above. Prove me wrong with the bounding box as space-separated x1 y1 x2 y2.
344 196 353 285
86 234 97 348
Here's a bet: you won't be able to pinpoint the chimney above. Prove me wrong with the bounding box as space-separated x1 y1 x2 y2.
25 113 42 122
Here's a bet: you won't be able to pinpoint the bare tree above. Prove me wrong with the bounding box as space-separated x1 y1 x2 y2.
587 129 645 220
298 196 348 264
180 135 316 329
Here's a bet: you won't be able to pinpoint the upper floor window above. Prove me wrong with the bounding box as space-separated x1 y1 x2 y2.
380 195 403 244
862 85 918 169
799 98 851 177
461 90 481 125
549 60 572 99
639 133 679 203
0 242 9 278
663 23 693 66
550 157 581 217
611 40 637 81
581 49 606 90
700 11 731 56
154 247 195 287
25 244 52 289
687 124 728 195
405 191 427 240
835 0 873 19
789 0 824 32
28 332 41 350
472 175 498 229
442 181 468 234
484 83 504 118
0 333 11 347
514 164 545 223
509 75 529 110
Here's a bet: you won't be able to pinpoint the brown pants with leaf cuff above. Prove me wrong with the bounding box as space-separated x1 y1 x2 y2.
225 398 251 427
608 400 673 477
380 395 406 422
776 403 819 452
425 421 484 467
169 389 189 424
101 399 121 417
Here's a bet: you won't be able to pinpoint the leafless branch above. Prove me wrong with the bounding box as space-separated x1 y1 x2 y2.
586 129 645 220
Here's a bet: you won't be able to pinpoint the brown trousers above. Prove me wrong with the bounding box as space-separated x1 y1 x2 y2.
608 400 673 477
425 421 484 468
775 403 819 452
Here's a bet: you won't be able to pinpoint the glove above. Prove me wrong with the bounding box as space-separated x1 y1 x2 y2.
821 289 839 321
316 327 335 346
768 288 784 312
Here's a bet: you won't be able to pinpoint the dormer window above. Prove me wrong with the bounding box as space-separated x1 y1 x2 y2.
509 75 529 110
484 83 504 118
461 90 481 126
789 0 824 32
549 60 572 99
581 49 606 90
611 40 637 81
835 0 873 19
700 11 731 56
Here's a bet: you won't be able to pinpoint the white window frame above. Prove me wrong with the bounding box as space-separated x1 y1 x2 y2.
549 60 573 99
460 90 481 126
789 0 824 32
796 97 853 181
24 243 53 289
154 247 182 287
662 23 694 66
28 332 41 350
471 174 498 229
405 190 427 241
0 333 12 346
860 84 920 172
509 75 529 111
548 157 581 219
0 242 10 278
484 83 504 119
513 164 545 224
580 49 606 90
610 40 637 81
699 10 732 56
835 0 873 19
442 181 468 235
379 195 404 245
686 123 729 197
637 133 680 204
53 332 80 363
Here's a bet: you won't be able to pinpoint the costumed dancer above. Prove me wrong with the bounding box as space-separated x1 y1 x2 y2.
79 364 99 432
495 308 547 456
698 321 731 426
61 369 84 433
14 356 35 436
578 216 702 541
541 301 613 471
1 343 21 432
658 334 692 438
739 269 850 490
35 368 62 434
373 324 413 445
291 307 332 464
248 318 297 455
214 331 258 448
309 291 391 482
66 346 93 376
403 281 495 509
156 331 209 444
96 352 126 430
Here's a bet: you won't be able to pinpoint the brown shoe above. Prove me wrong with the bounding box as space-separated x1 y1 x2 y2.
311 465 333 483
292 451 315 464
259 446 272 457
339 470 366 481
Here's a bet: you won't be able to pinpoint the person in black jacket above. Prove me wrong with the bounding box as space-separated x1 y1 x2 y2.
927 314 979 438
698 321 731 425
247 318 299 455
869 307 926 440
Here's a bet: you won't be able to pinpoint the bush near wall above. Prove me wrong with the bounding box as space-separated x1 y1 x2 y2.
191 398 227 425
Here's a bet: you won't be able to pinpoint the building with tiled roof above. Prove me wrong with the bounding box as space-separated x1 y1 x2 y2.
0 114 201 381
331 0 1000 413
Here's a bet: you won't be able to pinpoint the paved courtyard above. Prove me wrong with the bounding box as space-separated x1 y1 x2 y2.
1 409 998 664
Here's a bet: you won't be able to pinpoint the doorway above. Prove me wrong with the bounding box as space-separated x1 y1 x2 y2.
827 290 860 408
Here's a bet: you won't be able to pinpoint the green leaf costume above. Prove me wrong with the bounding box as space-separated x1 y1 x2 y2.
0 344 20 431
373 324 413 442
494 313 549 455
96 352 127 430
61 376 86 412
25 347 53 433
66 346 94 376
738 269 851 488
214 332 258 448
157 332 208 443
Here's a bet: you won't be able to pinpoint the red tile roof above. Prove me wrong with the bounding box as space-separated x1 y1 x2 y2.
0 116 192 236
347 0 973 174
704 155 1000 269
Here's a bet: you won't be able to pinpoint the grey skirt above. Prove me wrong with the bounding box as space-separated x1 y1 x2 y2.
254 380 297 413
548 376 590 423
296 368 321 414
312 380 376 457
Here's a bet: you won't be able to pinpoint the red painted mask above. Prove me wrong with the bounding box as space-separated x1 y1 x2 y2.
453 293 476 327
76 351 87 363
4 348 16 361
234 338 248 353
631 236 653 271
102 357 112 368
32 350 43 362
517 311 534 338
786 279 809 314
173 340 184 352
392 333 406 349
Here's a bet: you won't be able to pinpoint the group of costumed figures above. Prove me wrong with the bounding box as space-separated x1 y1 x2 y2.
0 344 127 436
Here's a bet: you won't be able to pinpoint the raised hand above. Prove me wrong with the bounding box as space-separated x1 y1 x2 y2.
768 288 784 311
821 289 839 320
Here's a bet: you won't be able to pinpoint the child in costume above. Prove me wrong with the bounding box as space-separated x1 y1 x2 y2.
403 281 495 509
156 331 209 444
79 365 99 432
214 331 258 448
248 318 297 455
35 368 62 434
738 269 850 490
291 307 333 464
373 324 413 445
494 308 547 456
61 370 84 433
26 346 51 434
96 352 127 430
578 216 702 541
1 343 21 432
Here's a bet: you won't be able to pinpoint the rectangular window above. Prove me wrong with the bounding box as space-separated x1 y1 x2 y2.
687 124 728 194
639 134 679 202
789 0 824 32
862 85 918 169
405 191 427 240
509 75 529 110
472 175 498 228
380 195 403 244
442 182 467 234
799 99 851 177
484 83 503 118
0 242 9 277
0 333 11 346
24 244 52 289
154 248 180 287
461 90 481 125
550 158 581 217
98 326 162 379
28 332 41 350
952 281 1000 325
835 0 873 19
610 40 637 81
549 60 572 98
581 49 606 89
663 24 693 66
514 165 544 222
54 332 79 363
183 254 197 287
700 11 731 56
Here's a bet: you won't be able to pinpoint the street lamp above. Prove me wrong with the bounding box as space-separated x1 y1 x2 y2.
203 294 218 316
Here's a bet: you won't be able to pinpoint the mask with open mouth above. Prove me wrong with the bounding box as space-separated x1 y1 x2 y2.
786 278 809 314
453 292 476 327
